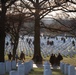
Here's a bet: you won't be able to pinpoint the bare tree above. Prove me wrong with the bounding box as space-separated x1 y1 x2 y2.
0 0 18 62
6 3 33 60
19 0 76 63
0 0 76 62
6 14 24 60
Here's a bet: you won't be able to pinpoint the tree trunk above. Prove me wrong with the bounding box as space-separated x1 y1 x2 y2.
0 30 5 62
12 35 19 60
32 8 42 63
0 2 6 62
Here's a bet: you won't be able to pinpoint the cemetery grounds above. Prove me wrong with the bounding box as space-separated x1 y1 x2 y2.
4 55 76 75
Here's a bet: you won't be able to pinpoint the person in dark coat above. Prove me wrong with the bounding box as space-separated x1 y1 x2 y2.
72 40 75 46
26 38 29 42
56 53 63 66
49 54 56 66
8 52 12 61
20 51 25 62
47 40 49 45
63 38 66 43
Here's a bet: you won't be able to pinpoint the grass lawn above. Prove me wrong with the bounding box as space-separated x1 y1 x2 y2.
61 57 76 66
29 68 43 75
29 68 64 75
52 69 64 75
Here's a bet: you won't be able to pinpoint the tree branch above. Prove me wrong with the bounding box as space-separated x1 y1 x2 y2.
20 0 35 15
6 0 17 8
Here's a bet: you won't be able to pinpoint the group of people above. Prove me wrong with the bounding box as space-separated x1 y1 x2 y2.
61 37 76 46
8 51 25 62
47 40 54 45
49 53 63 66
61 37 66 43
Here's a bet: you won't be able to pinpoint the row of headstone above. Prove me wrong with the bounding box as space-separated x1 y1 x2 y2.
44 61 52 75
0 60 17 75
10 60 33 75
17 35 76 57
60 62 76 75
41 39 75 56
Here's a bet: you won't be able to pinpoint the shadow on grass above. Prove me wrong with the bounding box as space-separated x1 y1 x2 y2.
29 68 43 75
52 69 64 75
5 72 9 75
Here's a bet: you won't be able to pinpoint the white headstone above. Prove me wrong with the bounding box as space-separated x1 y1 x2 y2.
11 60 16 69
28 61 32 71
23 61 33 74
44 65 50 70
44 61 50 69
0 62 5 75
44 61 50 66
17 61 22 66
68 65 75 75
24 62 30 74
28 60 33 71
60 62 64 73
6 61 12 72
10 70 18 75
18 64 25 75
64 63 69 75
44 69 52 75
75 70 76 75
30 60 33 70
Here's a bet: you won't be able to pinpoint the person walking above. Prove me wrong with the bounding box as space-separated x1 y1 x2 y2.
8 52 12 61
56 53 63 66
20 51 25 62
49 54 56 66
